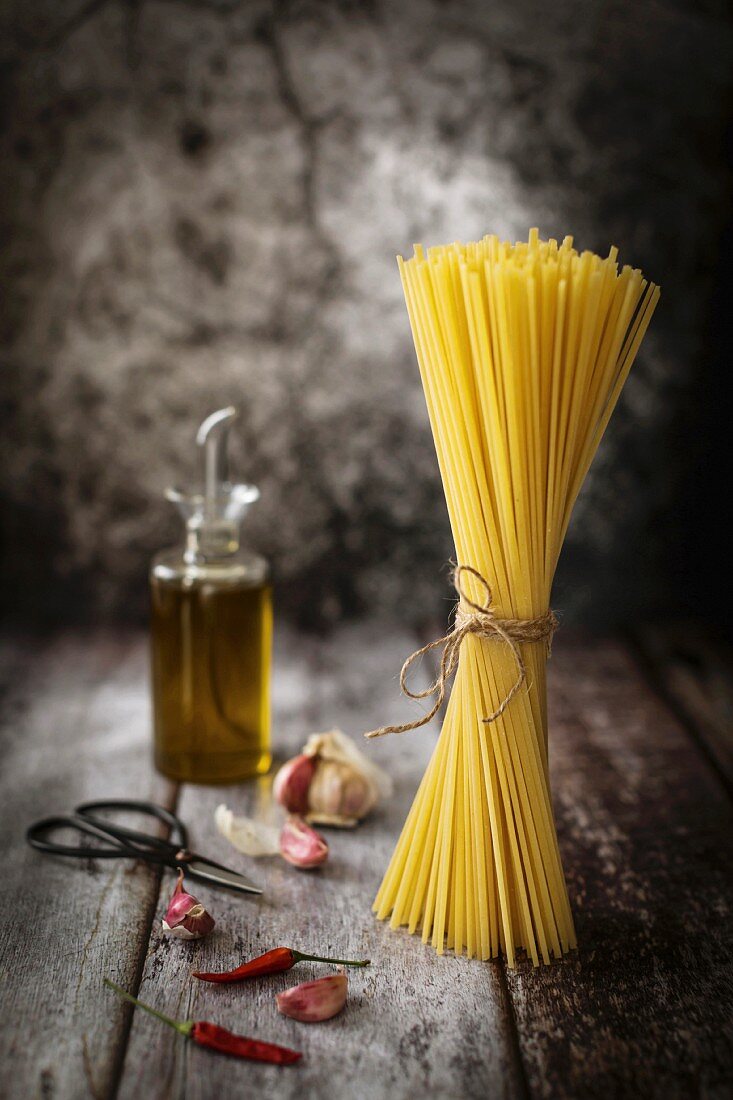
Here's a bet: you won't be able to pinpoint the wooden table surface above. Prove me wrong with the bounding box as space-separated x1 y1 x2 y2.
1 622 731 1099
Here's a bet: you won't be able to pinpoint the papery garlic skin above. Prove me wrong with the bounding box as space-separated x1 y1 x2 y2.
280 816 328 869
214 804 281 857
276 973 348 1022
274 729 393 827
162 870 215 940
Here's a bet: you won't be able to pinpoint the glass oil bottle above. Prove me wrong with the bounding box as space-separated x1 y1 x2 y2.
150 407 272 783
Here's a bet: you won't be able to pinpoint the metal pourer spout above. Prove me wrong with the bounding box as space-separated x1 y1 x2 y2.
197 406 237 518
166 407 259 562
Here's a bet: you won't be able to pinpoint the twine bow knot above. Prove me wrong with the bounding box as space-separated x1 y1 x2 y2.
364 565 558 739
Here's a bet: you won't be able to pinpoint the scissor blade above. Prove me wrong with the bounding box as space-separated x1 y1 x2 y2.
186 858 262 896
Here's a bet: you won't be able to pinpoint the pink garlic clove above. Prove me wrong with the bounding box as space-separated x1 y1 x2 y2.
279 815 328 869
162 869 215 940
276 972 348 1022
274 754 317 814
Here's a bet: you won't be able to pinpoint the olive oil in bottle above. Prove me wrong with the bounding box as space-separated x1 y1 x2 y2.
150 407 271 783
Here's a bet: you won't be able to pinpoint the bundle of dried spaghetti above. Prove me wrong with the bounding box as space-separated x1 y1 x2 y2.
366 231 659 966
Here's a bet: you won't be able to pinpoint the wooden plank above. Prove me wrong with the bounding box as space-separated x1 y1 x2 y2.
8 627 725 1098
0 632 174 1100
506 637 733 1099
634 620 733 791
117 620 525 1100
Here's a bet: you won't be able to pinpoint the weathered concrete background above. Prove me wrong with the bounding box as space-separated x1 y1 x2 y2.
1 0 731 627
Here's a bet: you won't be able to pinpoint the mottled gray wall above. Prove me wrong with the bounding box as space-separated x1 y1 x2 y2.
2 0 731 627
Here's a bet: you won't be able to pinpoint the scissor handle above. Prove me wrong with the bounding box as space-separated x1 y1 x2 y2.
27 801 189 865
76 800 189 851
26 814 144 859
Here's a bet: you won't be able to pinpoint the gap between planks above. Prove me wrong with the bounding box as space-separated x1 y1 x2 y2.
108 780 181 1100
630 620 733 800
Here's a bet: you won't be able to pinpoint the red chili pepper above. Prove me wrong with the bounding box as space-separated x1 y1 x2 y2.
193 946 370 984
104 979 301 1065
191 1022 301 1064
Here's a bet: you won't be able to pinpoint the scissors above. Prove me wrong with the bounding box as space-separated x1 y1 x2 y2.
26 799 262 896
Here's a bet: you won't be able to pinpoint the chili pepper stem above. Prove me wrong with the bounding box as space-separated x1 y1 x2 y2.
104 979 193 1037
291 950 370 967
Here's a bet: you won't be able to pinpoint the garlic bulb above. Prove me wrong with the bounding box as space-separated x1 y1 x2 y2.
275 729 392 827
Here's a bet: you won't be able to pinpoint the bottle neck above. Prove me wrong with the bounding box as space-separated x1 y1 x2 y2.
184 518 241 564
166 482 259 565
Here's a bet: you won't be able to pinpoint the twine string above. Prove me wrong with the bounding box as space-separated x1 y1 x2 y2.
364 564 558 739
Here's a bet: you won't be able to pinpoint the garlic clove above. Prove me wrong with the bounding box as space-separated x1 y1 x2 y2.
274 753 317 814
162 903 215 941
161 870 215 940
276 972 348 1022
279 816 328 869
